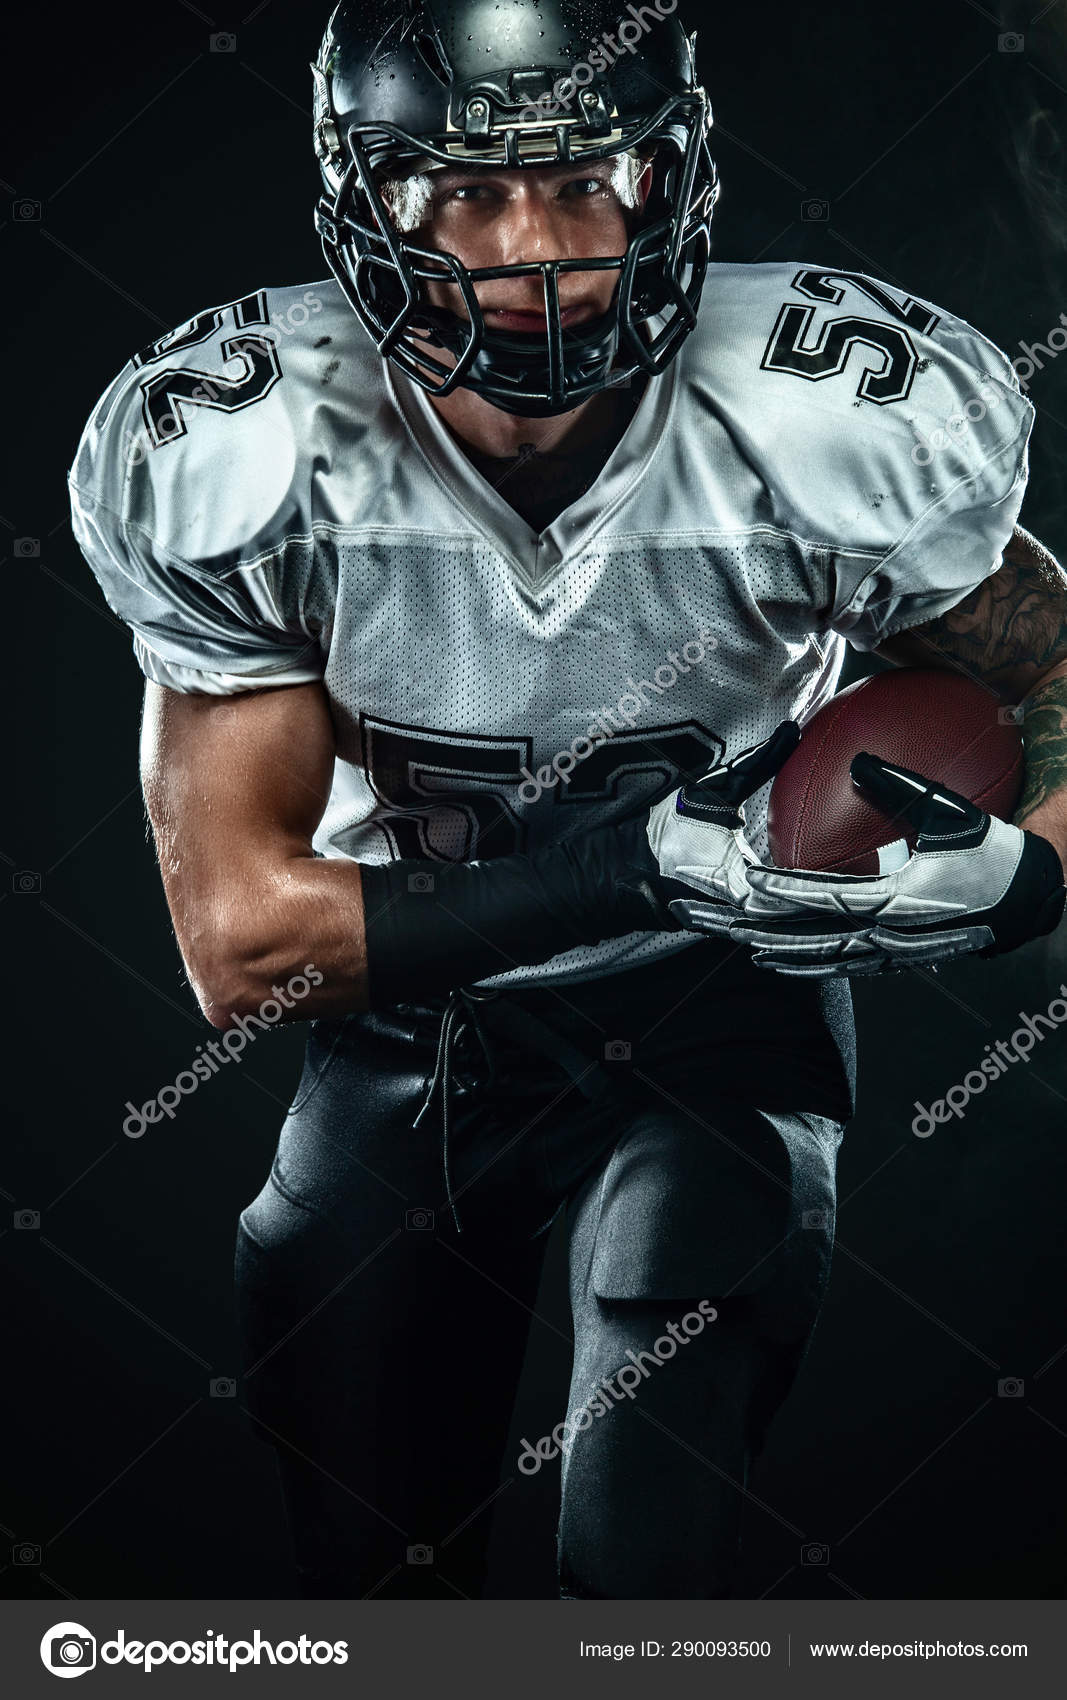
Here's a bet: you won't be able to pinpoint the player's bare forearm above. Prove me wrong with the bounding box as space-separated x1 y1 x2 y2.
209 856 371 1029
874 524 1067 878
141 679 372 1030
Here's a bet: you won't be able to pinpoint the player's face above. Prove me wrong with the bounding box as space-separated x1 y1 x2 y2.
396 159 652 334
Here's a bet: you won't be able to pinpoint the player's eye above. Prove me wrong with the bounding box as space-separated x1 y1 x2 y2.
562 177 610 196
444 183 495 203
441 177 609 204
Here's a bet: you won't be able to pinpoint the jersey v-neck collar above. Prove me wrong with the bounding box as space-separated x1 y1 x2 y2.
384 351 681 592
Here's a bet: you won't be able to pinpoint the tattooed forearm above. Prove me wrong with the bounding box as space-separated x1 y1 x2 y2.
870 524 1067 868
875 525 1067 699
1015 673 1067 828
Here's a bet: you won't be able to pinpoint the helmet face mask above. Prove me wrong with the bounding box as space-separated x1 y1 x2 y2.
312 0 720 418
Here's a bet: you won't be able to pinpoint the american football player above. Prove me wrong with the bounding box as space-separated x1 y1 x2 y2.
69 0 1067 1600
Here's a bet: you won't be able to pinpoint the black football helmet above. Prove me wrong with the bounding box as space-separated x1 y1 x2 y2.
312 0 719 417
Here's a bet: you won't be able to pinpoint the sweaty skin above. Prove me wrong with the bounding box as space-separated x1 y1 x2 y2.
382 156 653 464
140 677 369 1030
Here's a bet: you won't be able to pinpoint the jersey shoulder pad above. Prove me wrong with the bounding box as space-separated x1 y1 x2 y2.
685 261 1033 551
68 279 377 572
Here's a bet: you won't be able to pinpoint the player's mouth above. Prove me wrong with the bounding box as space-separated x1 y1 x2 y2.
483 304 597 332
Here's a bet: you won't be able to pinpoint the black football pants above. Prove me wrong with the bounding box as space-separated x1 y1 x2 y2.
233 943 853 1600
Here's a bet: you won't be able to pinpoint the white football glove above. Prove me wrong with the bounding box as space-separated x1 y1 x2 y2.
728 752 1066 976
645 721 802 936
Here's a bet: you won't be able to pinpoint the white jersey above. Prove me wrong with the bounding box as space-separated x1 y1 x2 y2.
69 263 1034 990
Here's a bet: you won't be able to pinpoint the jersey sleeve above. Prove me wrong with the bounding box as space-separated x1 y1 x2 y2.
815 298 1034 651
68 328 328 696
69 482 326 695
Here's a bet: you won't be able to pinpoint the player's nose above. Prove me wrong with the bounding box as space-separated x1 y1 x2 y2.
492 191 577 267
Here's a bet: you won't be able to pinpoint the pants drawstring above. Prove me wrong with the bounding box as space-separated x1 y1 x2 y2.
412 986 501 1234
412 985 615 1236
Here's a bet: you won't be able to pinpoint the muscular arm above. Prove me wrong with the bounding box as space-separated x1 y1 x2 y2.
140 678 370 1029
140 677 672 1027
873 524 1067 870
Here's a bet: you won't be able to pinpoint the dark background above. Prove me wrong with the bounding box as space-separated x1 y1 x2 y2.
5 0 1067 1602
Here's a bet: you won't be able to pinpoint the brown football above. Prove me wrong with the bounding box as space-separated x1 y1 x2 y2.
766 668 1024 874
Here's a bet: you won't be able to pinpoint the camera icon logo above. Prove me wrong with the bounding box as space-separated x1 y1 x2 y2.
801 1541 830 1566
407 1542 434 1565
210 1377 236 1398
604 1040 631 1061
997 705 1022 725
997 1376 1024 1398
40 1622 97 1678
15 1209 40 1230
998 32 1024 52
210 32 237 52
14 870 42 894
802 1208 829 1230
15 537 40 557
407 871 435 894
14 1541 42 1564
405 1207 435 1231
801 198 830 222
13 198 41 221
